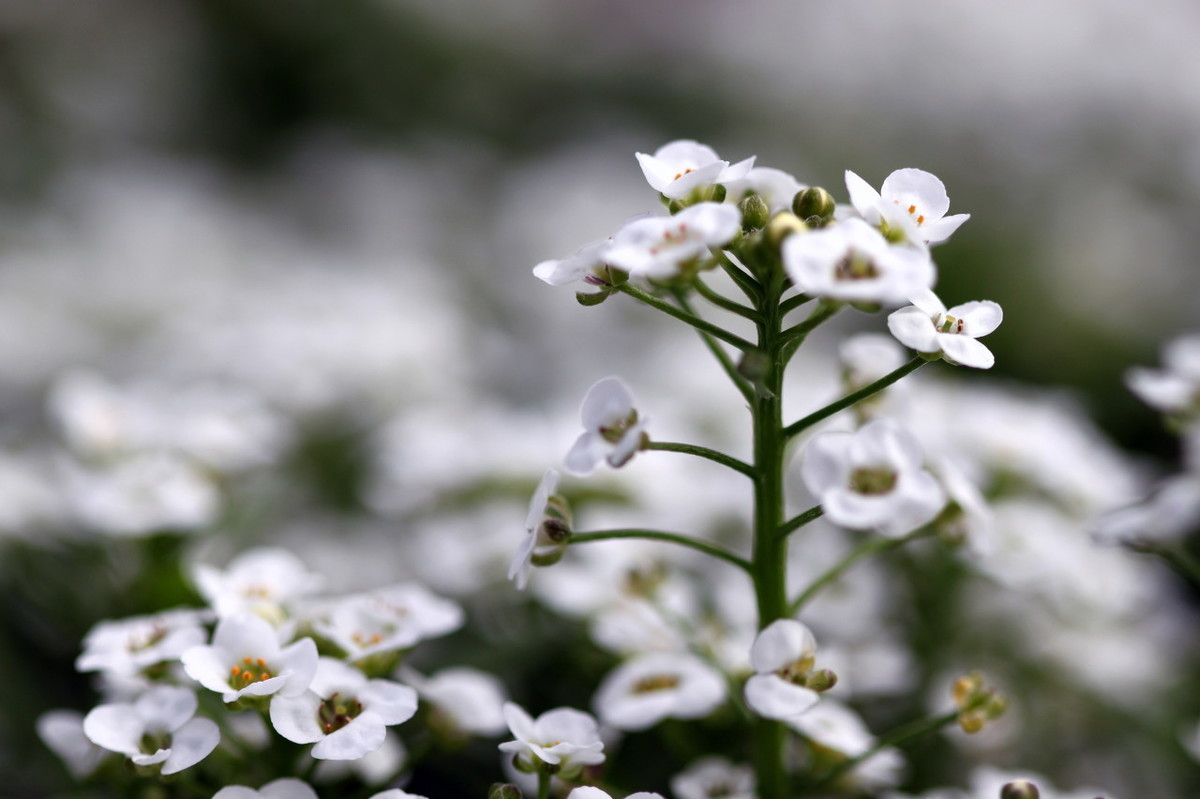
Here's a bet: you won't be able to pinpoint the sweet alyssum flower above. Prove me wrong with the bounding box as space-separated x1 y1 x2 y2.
605 203 741 280
399 665 508 736
635 140 755 201
37 710 107 779
533 239 613 288
670 756 756 799
269 657 418 760
498 702 605 777
193 547 324 624
82 685 220 775
1126 331 1200 420
311 583 464 661
567 788 665 799
565 377 649 475
781 218 935 306
845 168 970 245
744 619 827 721
213 778 319 799
509 468 570 590
787 700 905 790
887 290 1003 369
181 613 318 704
802 419 946 538
592 651 727 731
76 608 207 679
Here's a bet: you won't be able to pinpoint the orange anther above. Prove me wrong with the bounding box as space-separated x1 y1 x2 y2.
231 666 242 677
243 657 253 665
917 214 926 224
907 204 917 214
256 658 266 668
259 673 270 681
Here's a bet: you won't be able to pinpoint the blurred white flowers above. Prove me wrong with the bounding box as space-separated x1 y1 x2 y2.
592 651 727 731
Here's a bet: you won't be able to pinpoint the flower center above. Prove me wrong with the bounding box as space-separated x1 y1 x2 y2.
318 691 365 734
897 201 926 225
139 730 171 755
599 410 639 444
672 167 696 181
936 313 966 334
833 250 879 281
849 467 898 495
126 625 168 653
648 222 692 256
632 673 682 694
229 656 275 688
778 654 815 683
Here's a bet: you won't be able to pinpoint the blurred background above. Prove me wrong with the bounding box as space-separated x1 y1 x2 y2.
1 1 1198 797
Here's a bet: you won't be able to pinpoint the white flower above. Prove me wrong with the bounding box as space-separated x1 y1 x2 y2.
533 239 612 287
635 140 755 200
605 203 741 280
498 702 605 777
567 789 664 799
838 333 911 421
1092 472 1200 546
76 608 207 679
671 756 755 799
269 657 418 760
37 710 107 779
592 651 727 731
509 468 567 590
181 614 318 703
782 218 934 305
193 547 325 624
787 700 905 790
723 167 806 214
802 419 946 537
370 791 430 799
401 665 508 736
845 168 970 245
213 778 319 799
312 583 464 660
887 290 1002 369
1126 332 1200 419
565 377 648 475
743 620 822 721
82 685 219 775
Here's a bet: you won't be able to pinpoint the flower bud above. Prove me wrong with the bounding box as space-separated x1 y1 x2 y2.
1000 780 1041 799
793 186 836 222
958 711 985 734
489 783 524 799
805 668 838 693
739 194 771 231
576 289 612 307
765 212 806 247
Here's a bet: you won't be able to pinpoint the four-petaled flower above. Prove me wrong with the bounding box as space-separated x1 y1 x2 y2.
635 140 755 201
498 702 605 778
82 685 220 775
565 377 648 476
887 290 1003 369
802 419 946 538
605 203 741 280
592 651 727 732
181 614 318 704
845 168 970 245
269 657 418 760
744 619 825 721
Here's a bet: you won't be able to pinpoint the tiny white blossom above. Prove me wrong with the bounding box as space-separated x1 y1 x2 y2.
400 666 508 736
82 685 219 775
605 203 741 280
312 583 464 660
782 218 935 305
533 239 612 287
802 419 946 537
76 608 207 679
567 788 665 799
592 651 727 731
788 700 905 790
181 614 318 703
744 619 822 721
37 710 107 779
635 140 755 200
1126 332 1200 419
498 702 605 777
845 168 970 245
369 791 431 799
269 657 418 760
671 756 755 799
509 468 566 590
213 778 319 799
193 547 325 624
565 377 648 476
887 290 1002 369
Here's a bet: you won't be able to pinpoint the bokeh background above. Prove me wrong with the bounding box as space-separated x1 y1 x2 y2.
1 1 1199 797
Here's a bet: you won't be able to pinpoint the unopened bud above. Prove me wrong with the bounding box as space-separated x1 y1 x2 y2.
805 669 838 693
793 186 836 221
986 695 1008 720
739 194 771 230
576 289 611 307
765 212 807 246
1000 780 1041 799
489 783 524 799
958 711 985 734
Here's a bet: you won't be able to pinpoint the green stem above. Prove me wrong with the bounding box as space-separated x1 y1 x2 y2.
673 291 755 404
784 357 927 440
617 283 754 351
776 505 824 540
646 440 755 478
570 529 752 574
536 769 551 799
779 291 814 316
694 276 761 320
789 528 931 615
748 262 789 799
808 710 960 791
717 251 764 302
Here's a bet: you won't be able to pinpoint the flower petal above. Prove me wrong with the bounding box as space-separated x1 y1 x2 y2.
939 335 995 369
745 674 820 720
161 717 220 775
